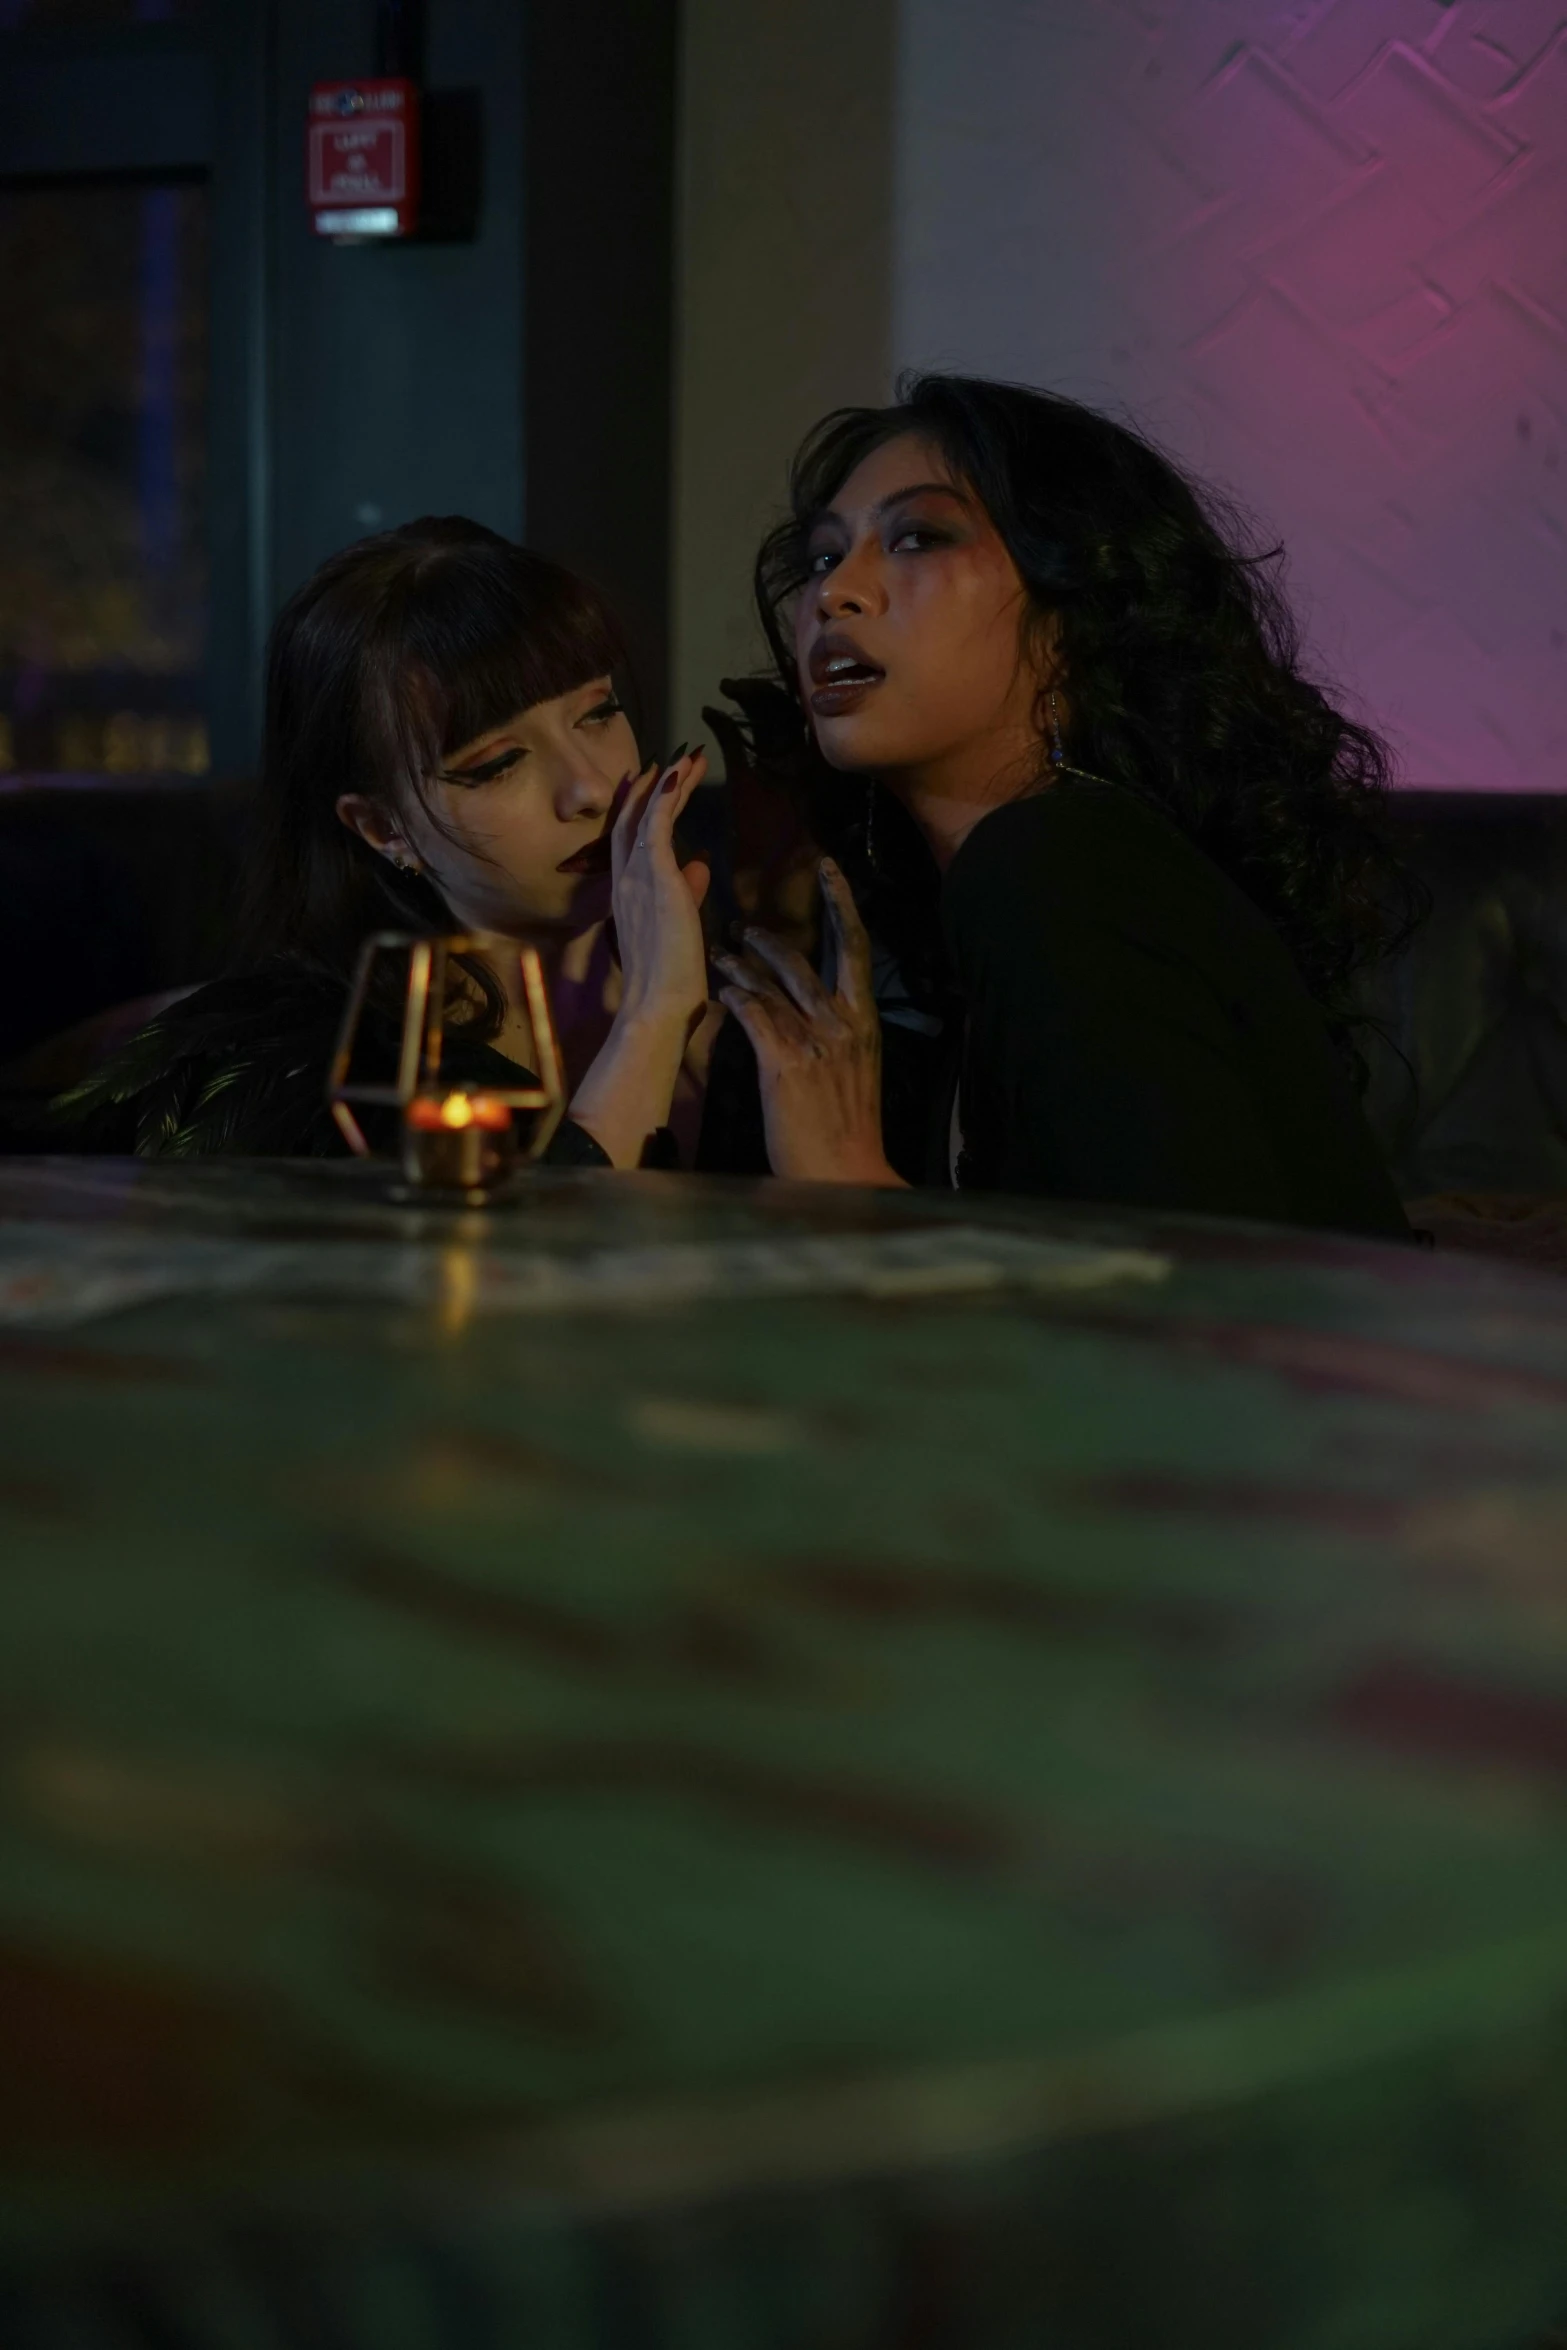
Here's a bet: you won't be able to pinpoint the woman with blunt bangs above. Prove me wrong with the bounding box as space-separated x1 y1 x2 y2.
715 372 1421 1237
55 518 722 1168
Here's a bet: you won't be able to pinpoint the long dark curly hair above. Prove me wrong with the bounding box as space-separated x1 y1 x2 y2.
754 372 1425 1053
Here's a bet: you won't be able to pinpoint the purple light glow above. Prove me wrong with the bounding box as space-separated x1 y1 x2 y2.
898 0 1567 791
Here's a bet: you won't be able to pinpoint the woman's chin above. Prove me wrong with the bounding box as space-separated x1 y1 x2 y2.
814 718 894 772
558 871 614 925
470 874 612 937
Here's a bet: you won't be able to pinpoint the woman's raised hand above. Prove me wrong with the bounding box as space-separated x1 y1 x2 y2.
716 859 905 1186
609 746 712 1034
566 747 712 1167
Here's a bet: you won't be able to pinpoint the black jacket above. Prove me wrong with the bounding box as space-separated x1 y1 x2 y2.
42 954 942 1182
44 962 618 1167
941 782 1408 1238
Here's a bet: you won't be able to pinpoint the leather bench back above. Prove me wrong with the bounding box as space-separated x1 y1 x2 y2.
1362 794 1567 1196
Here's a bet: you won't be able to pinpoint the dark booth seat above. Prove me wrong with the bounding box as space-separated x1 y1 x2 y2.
0 772 246 1132
1362 792 1567 1200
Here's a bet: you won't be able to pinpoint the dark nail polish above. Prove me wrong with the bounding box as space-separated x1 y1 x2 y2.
665 741 689 766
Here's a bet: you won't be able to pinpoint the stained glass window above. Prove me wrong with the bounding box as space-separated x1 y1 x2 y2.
0 181 208 773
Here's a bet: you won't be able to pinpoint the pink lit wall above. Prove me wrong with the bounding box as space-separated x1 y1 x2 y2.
896 0 1567 790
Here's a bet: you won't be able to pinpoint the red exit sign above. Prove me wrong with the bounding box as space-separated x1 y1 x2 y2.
308 78 421 240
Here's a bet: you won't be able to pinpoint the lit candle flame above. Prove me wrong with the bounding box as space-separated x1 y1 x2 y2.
407 1092 511 1133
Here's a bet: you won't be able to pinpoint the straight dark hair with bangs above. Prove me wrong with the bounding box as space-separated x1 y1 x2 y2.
241 516 626 994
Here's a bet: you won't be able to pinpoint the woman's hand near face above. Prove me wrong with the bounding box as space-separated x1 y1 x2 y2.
716 860 906 1187
566 748 713 1167
609 747 711 1029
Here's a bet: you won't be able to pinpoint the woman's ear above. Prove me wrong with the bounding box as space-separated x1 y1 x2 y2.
335 793 422 874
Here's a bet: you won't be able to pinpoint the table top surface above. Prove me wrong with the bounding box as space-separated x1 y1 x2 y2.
3 1158 1567 2342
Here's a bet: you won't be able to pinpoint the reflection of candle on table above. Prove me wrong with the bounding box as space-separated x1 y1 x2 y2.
402 1090 516 1192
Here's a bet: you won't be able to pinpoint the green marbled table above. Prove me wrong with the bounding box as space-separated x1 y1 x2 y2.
1 1157 1566 2349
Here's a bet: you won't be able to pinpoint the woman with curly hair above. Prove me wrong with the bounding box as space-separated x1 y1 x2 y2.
715 373 1420 1235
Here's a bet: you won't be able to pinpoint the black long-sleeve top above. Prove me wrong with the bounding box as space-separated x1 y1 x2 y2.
40 959 775 1174
939 782 1409 1239
39 965 619 1166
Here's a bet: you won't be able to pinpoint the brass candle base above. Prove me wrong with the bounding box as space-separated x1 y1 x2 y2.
398 1090 519 1201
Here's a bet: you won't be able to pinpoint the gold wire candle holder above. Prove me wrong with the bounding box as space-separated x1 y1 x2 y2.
326 932 566 1199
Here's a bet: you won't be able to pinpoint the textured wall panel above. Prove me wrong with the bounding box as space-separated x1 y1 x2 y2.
896 0 1567 789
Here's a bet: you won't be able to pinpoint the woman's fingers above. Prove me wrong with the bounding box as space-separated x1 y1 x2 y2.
612 742 704 889
713 953 808 1042
819 858 874 1012
739 923 829 1019
716 985 764 1049
613 761 657 833
610 761 658 881
717 984 797 1071
635 744 708 858
712 949 787 1008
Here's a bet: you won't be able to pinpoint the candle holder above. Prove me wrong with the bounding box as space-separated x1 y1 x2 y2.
326 932 566 1200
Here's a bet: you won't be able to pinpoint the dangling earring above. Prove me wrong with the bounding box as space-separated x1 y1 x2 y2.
1044 686 1113 791
864 780 881 876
